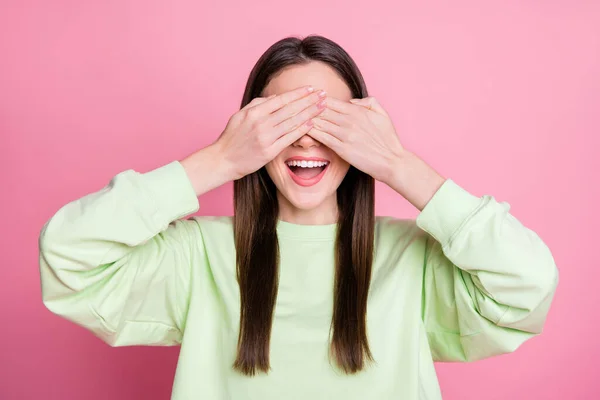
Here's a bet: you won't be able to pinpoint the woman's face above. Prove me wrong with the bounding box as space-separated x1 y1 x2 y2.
262 61 352 221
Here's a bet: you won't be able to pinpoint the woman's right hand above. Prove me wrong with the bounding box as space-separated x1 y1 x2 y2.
214 85 328 181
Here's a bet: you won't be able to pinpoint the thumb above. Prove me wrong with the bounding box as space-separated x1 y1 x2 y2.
349 98 368 106
242 94 277 110
350 97 387 115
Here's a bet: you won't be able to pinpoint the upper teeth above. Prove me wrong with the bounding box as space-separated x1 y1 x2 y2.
286 160 329 168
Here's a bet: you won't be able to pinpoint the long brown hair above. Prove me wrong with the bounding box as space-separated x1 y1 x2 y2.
233 35 375 376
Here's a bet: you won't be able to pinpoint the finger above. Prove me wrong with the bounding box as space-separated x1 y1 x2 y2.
323 97 357 114
306 126 343 151
349 97 388 115
268 89 327 126
270 119 315 154
242 94 276 111
251 85 315 115
316 107 347 126
270 97 326 141
311 116 347 140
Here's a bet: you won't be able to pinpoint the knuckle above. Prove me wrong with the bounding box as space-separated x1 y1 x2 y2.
229 112 242 124
246 108 260 121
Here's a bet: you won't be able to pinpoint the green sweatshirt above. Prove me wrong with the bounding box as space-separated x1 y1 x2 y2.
39 160 558 400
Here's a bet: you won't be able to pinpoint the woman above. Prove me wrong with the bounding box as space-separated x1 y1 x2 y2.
39 35 559 399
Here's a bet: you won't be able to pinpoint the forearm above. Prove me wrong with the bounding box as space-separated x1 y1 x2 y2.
387 150 446 211
179 144 235 197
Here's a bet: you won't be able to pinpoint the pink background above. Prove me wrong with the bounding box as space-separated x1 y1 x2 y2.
1 1 598 399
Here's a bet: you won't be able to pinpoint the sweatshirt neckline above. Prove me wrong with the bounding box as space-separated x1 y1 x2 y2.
276 219 338 241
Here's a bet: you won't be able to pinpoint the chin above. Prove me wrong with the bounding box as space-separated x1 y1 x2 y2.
265 153 350 215
279 190 333 211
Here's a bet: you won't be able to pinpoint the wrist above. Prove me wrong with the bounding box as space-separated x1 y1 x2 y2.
180 144 234 196
388 150 446 211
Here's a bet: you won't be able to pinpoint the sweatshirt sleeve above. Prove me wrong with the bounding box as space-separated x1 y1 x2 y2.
415 179 559 362
39 160 201 347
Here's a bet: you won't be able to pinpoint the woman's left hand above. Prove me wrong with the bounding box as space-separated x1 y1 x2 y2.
308 96 404 185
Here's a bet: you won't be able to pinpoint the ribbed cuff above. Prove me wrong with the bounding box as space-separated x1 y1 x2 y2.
138 160 200 227
416 179 483 248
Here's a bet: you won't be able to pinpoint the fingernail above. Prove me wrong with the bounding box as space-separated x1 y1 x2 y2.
317 99 326 109
307 86 314 93
318 90 327 98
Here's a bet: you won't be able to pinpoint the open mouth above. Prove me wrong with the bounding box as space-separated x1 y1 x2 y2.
285 158 330 187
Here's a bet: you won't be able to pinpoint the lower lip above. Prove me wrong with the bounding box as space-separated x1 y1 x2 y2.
287 164 329 187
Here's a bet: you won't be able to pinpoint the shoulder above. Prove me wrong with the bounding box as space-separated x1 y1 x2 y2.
186 215 234 234
374 215 430 259
375 215 425 243
372 216 431 283
167 215 235 259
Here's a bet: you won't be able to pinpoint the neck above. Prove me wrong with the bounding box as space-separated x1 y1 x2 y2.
276 191 338 225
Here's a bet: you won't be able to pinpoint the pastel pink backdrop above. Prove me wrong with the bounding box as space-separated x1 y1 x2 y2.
1 1 597 399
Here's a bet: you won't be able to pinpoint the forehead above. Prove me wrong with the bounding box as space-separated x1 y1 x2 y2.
261 61 353 100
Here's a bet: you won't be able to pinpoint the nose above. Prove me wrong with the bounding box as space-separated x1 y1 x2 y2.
292 134 320 149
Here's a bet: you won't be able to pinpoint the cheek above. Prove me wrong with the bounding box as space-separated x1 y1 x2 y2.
332 158 350 182
265 161 277 182
265 160 286 185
